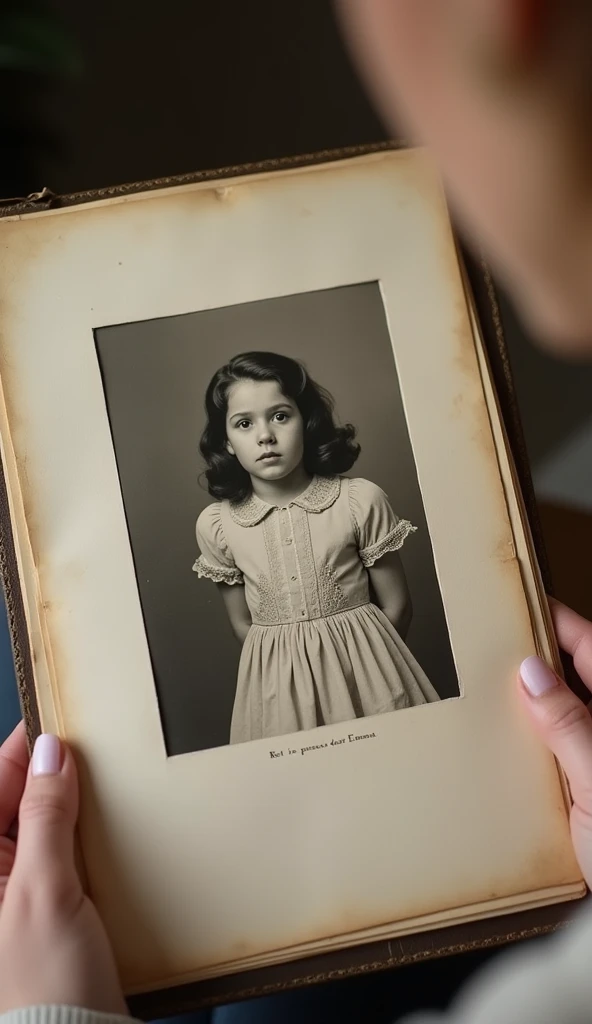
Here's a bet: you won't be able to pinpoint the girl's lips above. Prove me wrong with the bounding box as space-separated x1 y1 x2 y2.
258 452 281 461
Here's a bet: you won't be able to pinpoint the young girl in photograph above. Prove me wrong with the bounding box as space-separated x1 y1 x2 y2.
194 351 439 743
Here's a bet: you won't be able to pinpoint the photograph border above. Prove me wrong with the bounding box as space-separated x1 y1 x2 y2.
95 283 461 756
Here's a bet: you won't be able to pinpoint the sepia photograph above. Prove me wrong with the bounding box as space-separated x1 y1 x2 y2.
96 281 459 756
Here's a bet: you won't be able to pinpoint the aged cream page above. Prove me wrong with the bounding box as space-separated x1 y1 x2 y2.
0 150 583 991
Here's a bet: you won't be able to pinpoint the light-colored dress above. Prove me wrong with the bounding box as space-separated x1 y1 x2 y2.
194 475 439 743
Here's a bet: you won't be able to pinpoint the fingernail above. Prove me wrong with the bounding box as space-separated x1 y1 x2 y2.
32 734 61 776
520 656 558 697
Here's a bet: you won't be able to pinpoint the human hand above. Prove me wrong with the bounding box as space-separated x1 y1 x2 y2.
0 723 127 1016
520 599 592 887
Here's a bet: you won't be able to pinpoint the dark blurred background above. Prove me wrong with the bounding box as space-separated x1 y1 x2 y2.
3 0 590 621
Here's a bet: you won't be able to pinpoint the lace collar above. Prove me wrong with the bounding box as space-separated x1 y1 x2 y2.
229 475 341 528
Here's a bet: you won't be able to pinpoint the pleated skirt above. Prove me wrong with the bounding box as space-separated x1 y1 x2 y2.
230 603 439 744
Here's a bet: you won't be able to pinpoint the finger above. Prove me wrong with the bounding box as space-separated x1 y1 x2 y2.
0 721 29 835
549 599 592 692
520 657 592 813
10 734 80 896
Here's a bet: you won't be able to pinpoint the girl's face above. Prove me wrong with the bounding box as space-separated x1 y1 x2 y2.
225 379 305 485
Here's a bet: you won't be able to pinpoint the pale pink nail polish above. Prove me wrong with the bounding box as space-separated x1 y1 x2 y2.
520 656 558 697
32 734 61 776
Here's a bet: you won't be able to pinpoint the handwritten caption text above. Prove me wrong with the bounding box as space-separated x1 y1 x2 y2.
269 730 377 760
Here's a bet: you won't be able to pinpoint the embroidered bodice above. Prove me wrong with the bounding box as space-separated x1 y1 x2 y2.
194 476 415 627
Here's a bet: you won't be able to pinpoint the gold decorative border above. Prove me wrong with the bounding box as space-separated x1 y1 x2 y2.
0 457 40 748
128 912 574 1019
0 141 405 218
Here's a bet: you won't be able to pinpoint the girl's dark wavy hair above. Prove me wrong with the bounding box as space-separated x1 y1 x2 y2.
199 351 361 502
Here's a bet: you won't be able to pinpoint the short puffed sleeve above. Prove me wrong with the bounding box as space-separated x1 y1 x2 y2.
348 478 416 568
193 503 244 585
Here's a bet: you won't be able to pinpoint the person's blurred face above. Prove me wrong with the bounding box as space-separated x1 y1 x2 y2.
337 0 592 354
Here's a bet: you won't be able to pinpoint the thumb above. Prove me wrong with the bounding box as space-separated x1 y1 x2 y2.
11 734 80 893
519 656 592 816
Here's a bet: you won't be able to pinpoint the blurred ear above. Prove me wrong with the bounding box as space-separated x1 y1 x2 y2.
226 441 235 456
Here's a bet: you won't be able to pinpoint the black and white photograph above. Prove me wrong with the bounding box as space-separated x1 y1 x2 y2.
96 282 460 756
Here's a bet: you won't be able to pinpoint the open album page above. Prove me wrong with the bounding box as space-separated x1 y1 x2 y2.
0 150 583 992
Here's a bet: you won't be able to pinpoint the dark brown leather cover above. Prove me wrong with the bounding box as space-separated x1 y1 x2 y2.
0 144 585 1018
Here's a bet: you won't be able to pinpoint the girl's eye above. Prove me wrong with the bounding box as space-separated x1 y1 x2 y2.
274 412 289 423
237 419 251 430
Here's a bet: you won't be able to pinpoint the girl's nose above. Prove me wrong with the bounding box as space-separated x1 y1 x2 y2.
258 425 275 444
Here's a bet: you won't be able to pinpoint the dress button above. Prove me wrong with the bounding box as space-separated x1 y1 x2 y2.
291 575 297 581
300 610 306 617
285 538 293 546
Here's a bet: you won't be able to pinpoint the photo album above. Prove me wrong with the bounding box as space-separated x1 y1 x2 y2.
0 145 585 1015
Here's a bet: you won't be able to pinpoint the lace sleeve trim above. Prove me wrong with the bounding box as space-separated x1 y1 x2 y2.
359 520 417 568
192 556 244 585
